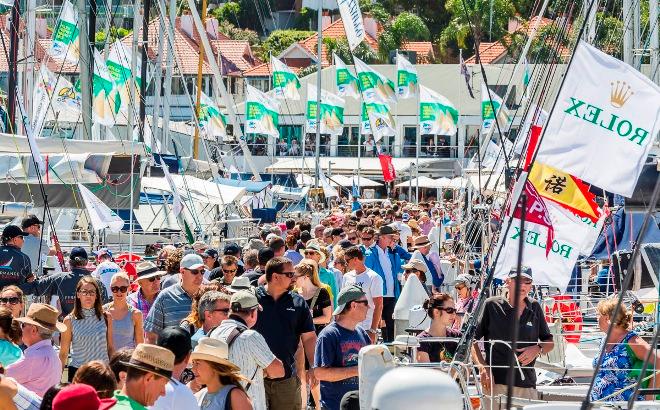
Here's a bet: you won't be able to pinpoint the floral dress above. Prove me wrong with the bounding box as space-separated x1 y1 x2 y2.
590 331 644 402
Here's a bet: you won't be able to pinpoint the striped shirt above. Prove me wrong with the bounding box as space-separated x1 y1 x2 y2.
144 284 193 335
68 308 109 367
11 378 42 410
127 288 156 318
210 317 275 410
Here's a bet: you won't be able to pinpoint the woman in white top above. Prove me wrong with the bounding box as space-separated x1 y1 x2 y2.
104 272 144 350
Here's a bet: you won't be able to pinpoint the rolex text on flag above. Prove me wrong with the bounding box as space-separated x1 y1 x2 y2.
536 40 660 197
337 0 365 50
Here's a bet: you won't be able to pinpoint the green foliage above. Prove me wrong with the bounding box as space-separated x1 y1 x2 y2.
259 29 314 60
209 2 241 25
323 37 377 64
595 12 623 58
359 0 391 24
95 26 132 47
440 0 515 53
216 20 260 45
293 7 313 30
377 12 430 61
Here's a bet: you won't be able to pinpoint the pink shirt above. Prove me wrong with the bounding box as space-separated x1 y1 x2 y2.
6 339 62 397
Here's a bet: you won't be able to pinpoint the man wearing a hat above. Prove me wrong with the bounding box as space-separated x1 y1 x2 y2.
410 235 444 292
0 224 32 289
471 267 554 404
20 214 54 274
92 248 121 295
22 247 109 316
314 285 371 410
364 225 403 342
6 303 66 396
128 261 164 318
144 253 205 343
114 343 175 408
210 290 284 409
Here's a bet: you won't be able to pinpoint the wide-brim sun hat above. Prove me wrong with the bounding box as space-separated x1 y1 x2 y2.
191 337 241 372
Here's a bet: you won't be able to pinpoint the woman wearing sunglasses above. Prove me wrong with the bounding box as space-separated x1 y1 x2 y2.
0 286 24 318
60 276 114 382
416 293 462 363
104 272 144 350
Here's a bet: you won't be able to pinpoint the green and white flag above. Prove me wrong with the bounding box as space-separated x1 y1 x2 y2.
32 65 81 139
106 40 141 116
271 56 300 100
89 49 116 126
360 102 371 135
396 53 418 99
419 85 458 136
334 53 359 98
481 83 510 135
354 56 396 105
522 56 530 86
365 102 396 141
49 0 80 64
245 84 280 137
306 84 345 136
197 89 227 138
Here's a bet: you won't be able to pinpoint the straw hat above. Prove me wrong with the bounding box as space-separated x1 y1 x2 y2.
412 235 434 250
226 276 254 293
304 242 326 264
121 343 175 379
191 337 240 372
14 303 66 333
401 259 428 273
134 261 166 281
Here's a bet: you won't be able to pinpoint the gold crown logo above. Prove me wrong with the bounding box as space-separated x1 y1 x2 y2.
610 81 634 108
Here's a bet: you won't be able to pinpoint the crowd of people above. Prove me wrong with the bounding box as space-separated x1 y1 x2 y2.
0 201 654 409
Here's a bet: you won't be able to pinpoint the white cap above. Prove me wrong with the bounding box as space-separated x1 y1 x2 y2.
371 368 463 410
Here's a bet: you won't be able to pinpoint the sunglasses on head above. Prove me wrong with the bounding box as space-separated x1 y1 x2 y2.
111 285 129 294
0 297 21 305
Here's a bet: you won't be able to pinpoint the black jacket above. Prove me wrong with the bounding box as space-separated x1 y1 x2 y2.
0 245 32 289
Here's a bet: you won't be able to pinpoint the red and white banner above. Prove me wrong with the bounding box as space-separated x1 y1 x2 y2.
379 154 396 182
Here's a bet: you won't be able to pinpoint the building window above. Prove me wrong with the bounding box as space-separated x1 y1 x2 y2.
403 126 417 157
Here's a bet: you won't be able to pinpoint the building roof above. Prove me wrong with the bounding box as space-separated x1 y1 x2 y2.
465 42 508 64
243 61 305 78
210 40 261 75
400 41 435 64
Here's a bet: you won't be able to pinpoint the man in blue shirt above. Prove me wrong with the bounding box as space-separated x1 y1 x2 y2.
314 285 370 410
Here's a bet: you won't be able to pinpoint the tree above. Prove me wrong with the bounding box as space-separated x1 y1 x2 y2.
216 21 260 46
359 0 391 24
95 27 131 49
259 30 314 61
440 0 515 56
595 12 623 58
209 2 241 25
323 37 378 64
377 12 430 61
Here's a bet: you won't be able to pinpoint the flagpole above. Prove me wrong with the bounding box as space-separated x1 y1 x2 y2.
313 4 323 190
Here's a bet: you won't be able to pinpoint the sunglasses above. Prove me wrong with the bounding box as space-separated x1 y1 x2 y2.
347 236 357 241
77 290 96 297
222 268 237 274
304 251 317 256
111 285 129 294
278 271 296 278
361 236 374 241
212 308 231 314
185 268 204 275
0 297 21 305
146 276 161 283
404 269 419 274
435 306 457 314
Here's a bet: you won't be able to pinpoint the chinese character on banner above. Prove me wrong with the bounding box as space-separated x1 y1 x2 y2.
379 154 396 182
512 180 555 256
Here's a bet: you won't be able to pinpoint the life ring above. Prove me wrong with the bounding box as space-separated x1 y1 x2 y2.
544 295 583 343
114 253 143 292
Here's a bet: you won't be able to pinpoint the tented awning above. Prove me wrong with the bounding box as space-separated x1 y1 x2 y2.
435 177 452 188
215 177 272 193
394 176 442 189
142 175 245 205
265 157 438 177
449 176 469 189
329 175 382 187
468 174 506 194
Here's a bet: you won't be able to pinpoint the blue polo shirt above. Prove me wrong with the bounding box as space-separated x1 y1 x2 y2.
144 284 193 335
253 286 315 379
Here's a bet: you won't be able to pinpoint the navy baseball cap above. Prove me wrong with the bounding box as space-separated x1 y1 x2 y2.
69 247 88 261
1 225 29 242
223 243 241 256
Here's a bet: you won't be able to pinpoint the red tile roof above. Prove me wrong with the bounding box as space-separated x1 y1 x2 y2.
400 41 435 64
243 61 305 78
211 40 261 74
465 41 507 64
295 19 380 66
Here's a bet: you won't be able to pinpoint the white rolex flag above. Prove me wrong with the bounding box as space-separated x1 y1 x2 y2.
536 41 660 197
78 184 125 232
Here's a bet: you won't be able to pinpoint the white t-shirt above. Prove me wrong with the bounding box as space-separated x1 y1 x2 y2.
375 246 394 297
341 268 384 329
149 379 199 410
92 261 121 294
210 319 276 410
391 221 413 250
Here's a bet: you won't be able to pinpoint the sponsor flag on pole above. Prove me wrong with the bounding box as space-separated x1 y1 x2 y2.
354 56 396 105
419 85 458 136
546 199 605 254
78 184 125 232
528 161 601 223
337 0 365 50
379 154 396 182
459 52 475 98
49 0 80 64
160 159 184 216
85 49 117 126
510 180 555 256
319 172 339 198
481 83 510 134
306 84 345 135
396 53 418 99
196 89 227 138
360 103 371 135
535 41 660 197
106 40 141 116
365 102 395 141
245 84 280 137
270 56 301 100
334 53 359 98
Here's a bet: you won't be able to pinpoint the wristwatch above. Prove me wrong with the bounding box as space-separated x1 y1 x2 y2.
366 328 377 335
536 343 543 355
